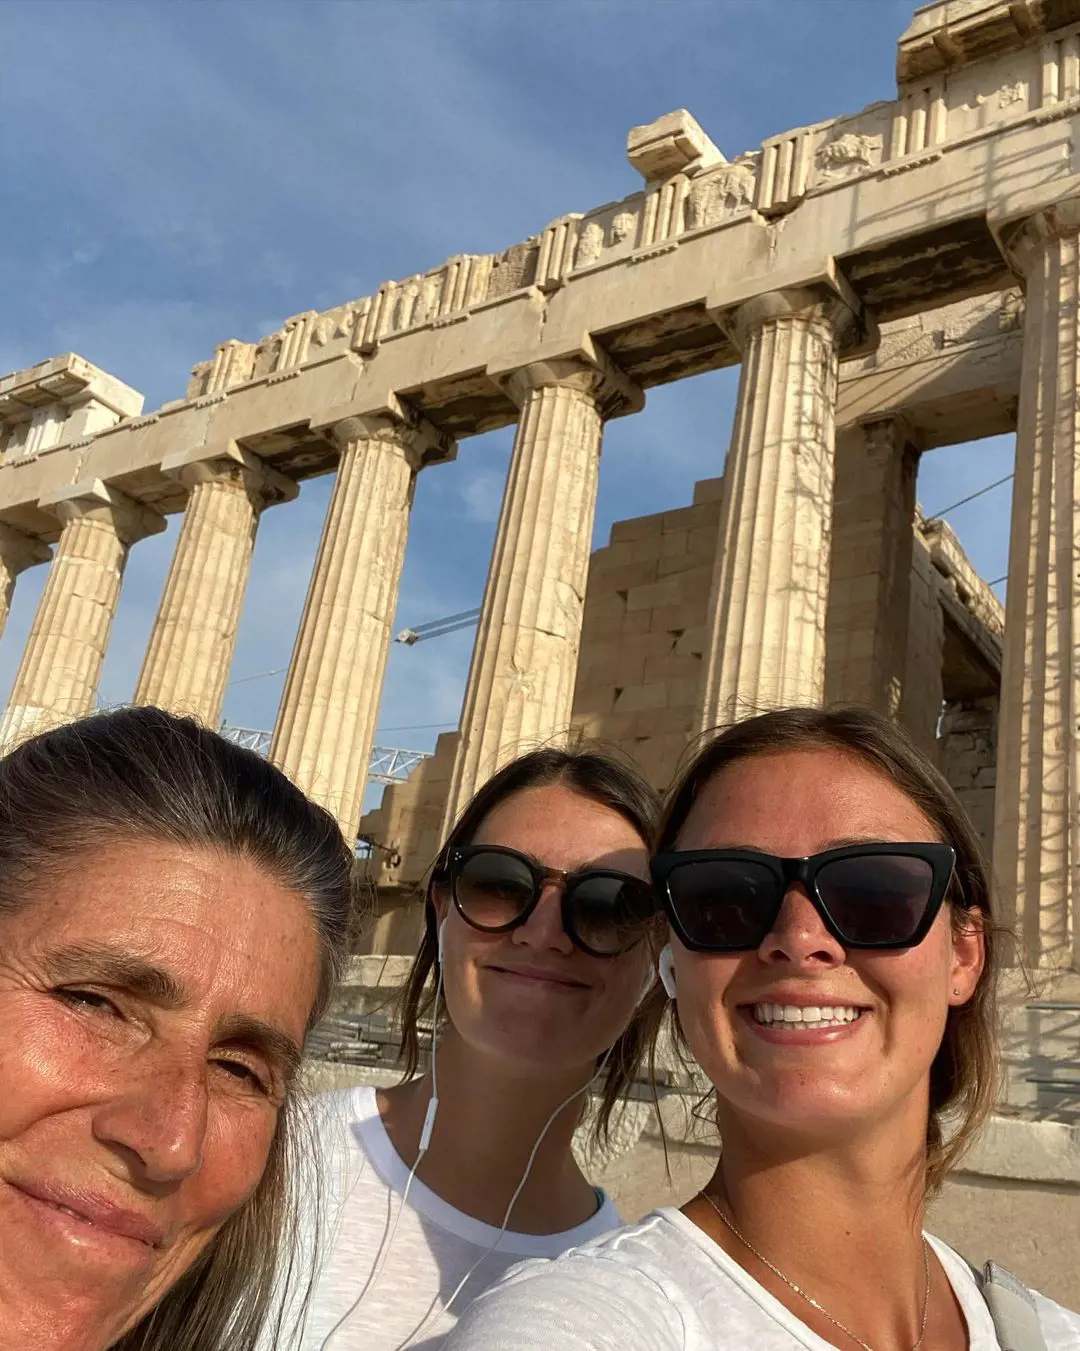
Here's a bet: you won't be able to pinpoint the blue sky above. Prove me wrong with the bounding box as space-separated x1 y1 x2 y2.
1 0 1014 803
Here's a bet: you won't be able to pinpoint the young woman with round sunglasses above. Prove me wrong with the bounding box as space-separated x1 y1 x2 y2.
289 746 662 1350
444 707 1080 1351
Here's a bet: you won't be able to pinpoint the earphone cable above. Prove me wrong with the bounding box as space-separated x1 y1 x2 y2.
397 1041 617 1350
318 946 446 1350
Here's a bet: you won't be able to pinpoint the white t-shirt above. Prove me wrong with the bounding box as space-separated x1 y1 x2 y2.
280 1085 622 1351
442 1207 1080 1351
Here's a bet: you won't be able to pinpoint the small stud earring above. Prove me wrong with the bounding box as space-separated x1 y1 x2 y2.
952 988 960 996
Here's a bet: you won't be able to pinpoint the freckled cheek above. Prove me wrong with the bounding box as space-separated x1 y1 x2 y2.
0 1005 118 1135
181 1110 280 1233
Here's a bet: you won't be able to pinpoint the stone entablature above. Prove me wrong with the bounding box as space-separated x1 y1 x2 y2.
2 0 1080 537
0 354 143 467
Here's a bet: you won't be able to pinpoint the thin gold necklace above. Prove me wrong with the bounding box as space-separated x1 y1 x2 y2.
699 1190 932 1351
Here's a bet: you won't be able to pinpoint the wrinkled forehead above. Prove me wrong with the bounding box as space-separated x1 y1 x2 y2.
10 839 323 1058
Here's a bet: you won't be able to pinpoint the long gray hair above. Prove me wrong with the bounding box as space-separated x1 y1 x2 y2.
0 706 354 1350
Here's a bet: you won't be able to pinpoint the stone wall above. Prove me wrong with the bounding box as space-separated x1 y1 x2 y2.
572 475 721 789
939 696 998 854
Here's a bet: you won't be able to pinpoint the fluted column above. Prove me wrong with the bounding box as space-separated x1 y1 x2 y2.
992 199 1080 968
0 523 50 639
0 481 165 748
700 287 857 727
442 350 642 830
134 450 297 723
825 416 919 715
271 404 454 841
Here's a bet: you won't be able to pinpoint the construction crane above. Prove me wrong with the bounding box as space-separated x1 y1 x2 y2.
218 724 431 785
394 607 481 645
218 605 480 786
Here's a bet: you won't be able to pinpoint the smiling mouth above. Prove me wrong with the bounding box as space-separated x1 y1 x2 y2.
749 1002 865 1028
486 965 590 990
8 1180 165 1249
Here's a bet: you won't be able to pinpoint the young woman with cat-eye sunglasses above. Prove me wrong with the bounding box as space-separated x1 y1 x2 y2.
445 707 1079 1351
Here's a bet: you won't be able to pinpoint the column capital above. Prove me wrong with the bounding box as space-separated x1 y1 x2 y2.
728 285 860 351
490 341 643 419
328 394 456 472
0 521 51 574
161 444 299 507
39 478 166 546
996 196 1080 277
857 412 923 458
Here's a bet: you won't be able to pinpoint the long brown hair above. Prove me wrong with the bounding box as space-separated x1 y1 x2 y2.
656 705 1004 1193
0 706 355 1351
398 745 663 1146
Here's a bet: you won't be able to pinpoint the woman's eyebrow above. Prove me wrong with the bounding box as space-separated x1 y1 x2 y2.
216 1013 303 1082
818 834 910 850
42 941 185 1006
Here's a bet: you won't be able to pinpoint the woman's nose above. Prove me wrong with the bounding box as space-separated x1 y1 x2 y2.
758 886 846 967
92 1050 209 1186
512 883 574 954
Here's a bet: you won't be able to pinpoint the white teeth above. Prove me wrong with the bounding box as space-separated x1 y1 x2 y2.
752 1003 863 1027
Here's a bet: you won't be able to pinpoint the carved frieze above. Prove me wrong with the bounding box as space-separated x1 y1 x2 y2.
575 220 605 268
393 282 419 331
412 275 443 325
685 160 757 229
485 241 539 299
253 335 281 380
610 211 637 244
310 302 365 349
187 361 213 400
815 132 883 179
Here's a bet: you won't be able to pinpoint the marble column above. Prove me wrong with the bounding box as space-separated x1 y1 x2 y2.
134 450 297 724
0 523 50 639
825 416 919 715
0 481 165 748
442 351 642 831
271 406 454 842
700 287 856 728
992 200 1080 968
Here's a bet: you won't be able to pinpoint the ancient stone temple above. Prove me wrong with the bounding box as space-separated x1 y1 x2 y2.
3 0 1080 1293
3 1 1080 977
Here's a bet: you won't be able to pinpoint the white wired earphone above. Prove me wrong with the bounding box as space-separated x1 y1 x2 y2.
321 924 659 1350
658 943 677 998
317 921 449 1350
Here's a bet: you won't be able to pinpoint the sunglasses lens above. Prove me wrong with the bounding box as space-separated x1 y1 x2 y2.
568 875 657 956
815 853 935 946
665 858 778 950
455 850 536 930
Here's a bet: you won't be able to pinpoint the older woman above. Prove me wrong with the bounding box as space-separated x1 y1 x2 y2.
0 706 353 1351
445 707 1080 1350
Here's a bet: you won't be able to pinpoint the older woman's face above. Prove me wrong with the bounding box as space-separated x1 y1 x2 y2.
0 838 322 1350
670 748 984 1147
